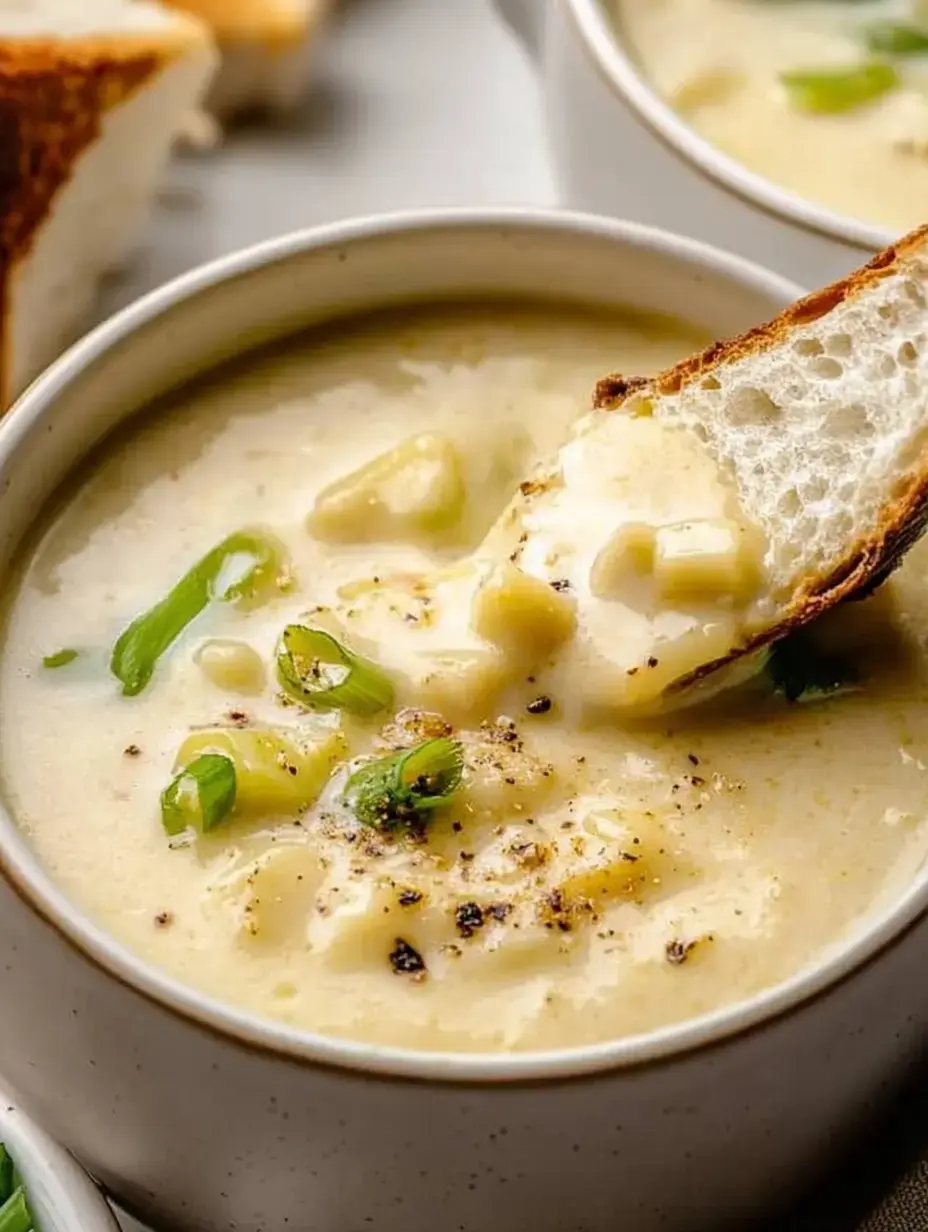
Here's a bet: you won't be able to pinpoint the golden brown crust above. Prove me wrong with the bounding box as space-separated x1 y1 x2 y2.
594 224 928 409
0 34 200 407
592 224 928 694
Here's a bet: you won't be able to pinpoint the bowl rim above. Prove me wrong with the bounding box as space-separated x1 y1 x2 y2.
1 204 922 1088
0 1088 119 1232
566 0 894 253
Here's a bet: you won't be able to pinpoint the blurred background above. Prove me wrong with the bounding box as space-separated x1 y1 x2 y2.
100 0 554 319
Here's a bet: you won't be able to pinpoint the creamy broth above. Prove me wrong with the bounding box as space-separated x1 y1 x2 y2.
4 300 928 1054
614 0 928 232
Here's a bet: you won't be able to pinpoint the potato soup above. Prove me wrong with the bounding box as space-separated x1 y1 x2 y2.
3 300 928 1054
614 0 928 232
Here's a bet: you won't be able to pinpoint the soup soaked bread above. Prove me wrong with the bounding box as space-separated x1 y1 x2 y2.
615 0 928 232
4 299 928 1054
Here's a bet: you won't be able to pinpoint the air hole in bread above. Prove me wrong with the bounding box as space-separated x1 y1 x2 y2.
793 338 824 358
878 354 897 378
778 489 801 518
898 340 919 367
903 279 926 309
811 357 843 379
803 476 828 503
729 386 780 426
825 333 852 358
828 403 874 437
879 304 900 324
700 375 721 391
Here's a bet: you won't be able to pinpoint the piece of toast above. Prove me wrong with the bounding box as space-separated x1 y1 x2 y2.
493 225 928 709
0 1 218 411
163 0 329 119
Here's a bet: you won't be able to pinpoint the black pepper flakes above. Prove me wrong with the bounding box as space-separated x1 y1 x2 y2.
688 754 700 767
398 889 423 908
154 911 174 929
550 578 571 593
526 695 553 716
389 939 427 977
455 901 485 938
665 938 697 966
124 744 142 758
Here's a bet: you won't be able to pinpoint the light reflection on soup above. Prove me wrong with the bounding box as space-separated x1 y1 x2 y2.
2 300 928 1054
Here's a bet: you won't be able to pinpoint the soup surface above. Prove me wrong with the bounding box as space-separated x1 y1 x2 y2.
3 300 928 1054
615 0 928 232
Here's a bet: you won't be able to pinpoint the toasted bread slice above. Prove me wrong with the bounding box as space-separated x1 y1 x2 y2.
163 0 329 119
488 226 928 713
0 1 217 410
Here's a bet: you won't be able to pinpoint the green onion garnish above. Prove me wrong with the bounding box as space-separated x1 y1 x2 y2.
276 625 394 716
0 1147 11 1206
766 633 858 704
161 753 237 836
344 737 464 830
865 23 928 56
41 649 78 669
0 1187 31 1232
780 62 898 114
111 529 287 697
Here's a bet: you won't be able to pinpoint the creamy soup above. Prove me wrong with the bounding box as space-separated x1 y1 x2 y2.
615 0 928 232
4 300 928 1054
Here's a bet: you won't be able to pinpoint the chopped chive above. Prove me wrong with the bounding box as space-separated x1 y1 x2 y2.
276 625 394 716
865 23 928 56
0 1187 30 1232
344 737 464 830
161 753 237 836
41 649 78 669
0 1148 12 1206
111 529 288 697
780 61 898 114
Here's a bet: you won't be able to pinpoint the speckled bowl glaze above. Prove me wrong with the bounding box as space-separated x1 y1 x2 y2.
0 1088 119 1232
0 209 924 1232
493 0 894 289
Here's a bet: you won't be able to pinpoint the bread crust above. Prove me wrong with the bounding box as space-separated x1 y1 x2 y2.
0 26 208 407
593 224 928 693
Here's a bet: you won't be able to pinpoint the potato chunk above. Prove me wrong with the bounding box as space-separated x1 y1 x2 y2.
196 639 266 695
554 806 675 908
234 845 325 945
308 433 465 544
654 518 755 603
177 723 345 817
589 523 655 599
472 563 577 659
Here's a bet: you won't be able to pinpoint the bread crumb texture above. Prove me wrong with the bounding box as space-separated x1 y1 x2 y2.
595 226 928 612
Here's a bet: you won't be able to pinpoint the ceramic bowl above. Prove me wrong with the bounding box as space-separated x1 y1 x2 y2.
493 0 895 289
0 1089 118 1232
1 209 917 1232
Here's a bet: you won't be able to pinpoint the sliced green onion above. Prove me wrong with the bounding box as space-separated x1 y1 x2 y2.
161 753 237 836
865 23 928 56
276 625 394 716
780 62 898 114
344 737 464 830
41 649 78 669
766 633 858 704
0 1147 12 1206
111 529 287 697
0 1187 31 1232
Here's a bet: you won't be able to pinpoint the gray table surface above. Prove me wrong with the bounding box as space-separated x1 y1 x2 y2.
90 0 924 1228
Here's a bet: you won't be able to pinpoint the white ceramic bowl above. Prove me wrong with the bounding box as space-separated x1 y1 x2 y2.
0 1090 118 1232
493 0 895 289
0 208 923 1232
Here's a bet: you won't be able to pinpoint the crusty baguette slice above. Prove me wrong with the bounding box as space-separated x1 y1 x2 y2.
163 0 329 119
492 225 928 711
0 1 218 410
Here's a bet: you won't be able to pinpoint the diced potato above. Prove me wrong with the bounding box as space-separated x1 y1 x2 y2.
177 723 345 817
235 845 325 945
405 648 507 725
589 523 655 599
472 562 577 660
624 618 737 707
310 881 452 971
654 519 755 603
461 731 559 818
196 639 266 695
308 433 465 544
